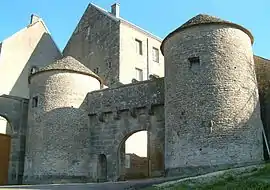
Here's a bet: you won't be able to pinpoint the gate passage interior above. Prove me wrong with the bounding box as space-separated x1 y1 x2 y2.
0 133 11 185
0 95 28 185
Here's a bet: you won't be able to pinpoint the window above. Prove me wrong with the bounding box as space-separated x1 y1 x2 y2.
107 60 112 68
188 56 200 72
30 66 38 74
94 67 99 74
188 56 200 65
32 96 38 108
152 47 159 63
135 68 143 81
135 39 143 55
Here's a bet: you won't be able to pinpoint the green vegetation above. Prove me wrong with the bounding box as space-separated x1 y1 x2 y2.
143 165 270 190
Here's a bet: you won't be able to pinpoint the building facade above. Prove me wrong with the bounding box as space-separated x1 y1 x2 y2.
63 3 164 87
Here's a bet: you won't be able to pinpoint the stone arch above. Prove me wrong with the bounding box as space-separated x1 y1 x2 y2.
0 115 13 135
0 95 28 185
117 128 149 181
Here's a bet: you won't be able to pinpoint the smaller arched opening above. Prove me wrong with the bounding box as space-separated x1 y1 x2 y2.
97 154 107 182
118 130 149 180
0 116 12 185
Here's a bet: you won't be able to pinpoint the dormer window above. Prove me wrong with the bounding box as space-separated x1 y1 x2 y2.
30 66 38 74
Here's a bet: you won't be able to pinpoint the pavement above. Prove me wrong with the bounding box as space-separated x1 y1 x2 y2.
0 177 181 190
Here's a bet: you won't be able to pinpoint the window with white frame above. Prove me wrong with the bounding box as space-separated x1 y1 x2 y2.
152 47 159 63
135 68 143 81
135 39 143 55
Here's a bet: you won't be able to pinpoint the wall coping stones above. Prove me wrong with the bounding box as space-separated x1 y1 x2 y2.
87 78 164 114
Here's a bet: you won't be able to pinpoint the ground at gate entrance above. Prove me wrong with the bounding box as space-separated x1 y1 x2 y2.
0 164 269 190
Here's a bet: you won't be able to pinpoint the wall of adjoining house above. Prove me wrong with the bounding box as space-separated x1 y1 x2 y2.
63 5 120 87
0 95 28 185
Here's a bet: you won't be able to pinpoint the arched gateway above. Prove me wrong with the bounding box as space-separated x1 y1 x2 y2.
0 95 28 185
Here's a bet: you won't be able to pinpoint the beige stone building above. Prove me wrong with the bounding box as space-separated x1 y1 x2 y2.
63 3 164 87
0 15 61 133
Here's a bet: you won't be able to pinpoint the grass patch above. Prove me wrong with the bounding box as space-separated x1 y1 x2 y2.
143 165 270 190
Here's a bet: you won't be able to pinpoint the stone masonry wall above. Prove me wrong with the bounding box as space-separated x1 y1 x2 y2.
87 78 165 181
63 5 120 87
0 95 28 185
24 71 100 184
163 24 264 176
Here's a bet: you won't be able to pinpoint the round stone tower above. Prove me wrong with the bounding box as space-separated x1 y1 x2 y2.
24 56 102 184
161 14 264 176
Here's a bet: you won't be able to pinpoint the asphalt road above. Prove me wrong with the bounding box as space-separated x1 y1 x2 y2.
0 177 180 190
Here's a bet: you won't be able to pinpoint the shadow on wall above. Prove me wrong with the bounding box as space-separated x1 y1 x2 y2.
24 96 94 184
254 55 270 160
165 94 264 178
9 33 62 98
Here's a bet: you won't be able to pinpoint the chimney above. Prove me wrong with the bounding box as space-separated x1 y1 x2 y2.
30 14 40 24
111 3 120 18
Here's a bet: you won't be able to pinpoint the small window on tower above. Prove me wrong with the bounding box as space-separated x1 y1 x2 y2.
188 56 200 66
32 96 38 108
188 56 200 72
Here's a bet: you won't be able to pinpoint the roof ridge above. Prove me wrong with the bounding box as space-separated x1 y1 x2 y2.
90 3 162 42
161 14 254 54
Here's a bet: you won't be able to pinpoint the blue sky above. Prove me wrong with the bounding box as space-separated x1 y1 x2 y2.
0 0 269 58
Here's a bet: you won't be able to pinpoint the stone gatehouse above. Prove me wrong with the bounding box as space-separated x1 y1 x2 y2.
0 12 269 185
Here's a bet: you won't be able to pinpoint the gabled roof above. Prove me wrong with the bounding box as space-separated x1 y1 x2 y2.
89 3 162 42
30 56 102 84
161 14 254 54
0 15 50 44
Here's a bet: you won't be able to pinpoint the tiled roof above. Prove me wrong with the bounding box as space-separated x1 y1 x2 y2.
161 14 254 54
31 56 102 83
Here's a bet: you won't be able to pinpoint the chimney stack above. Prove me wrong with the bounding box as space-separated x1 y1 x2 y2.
30 14 40 24
111 3 120 18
